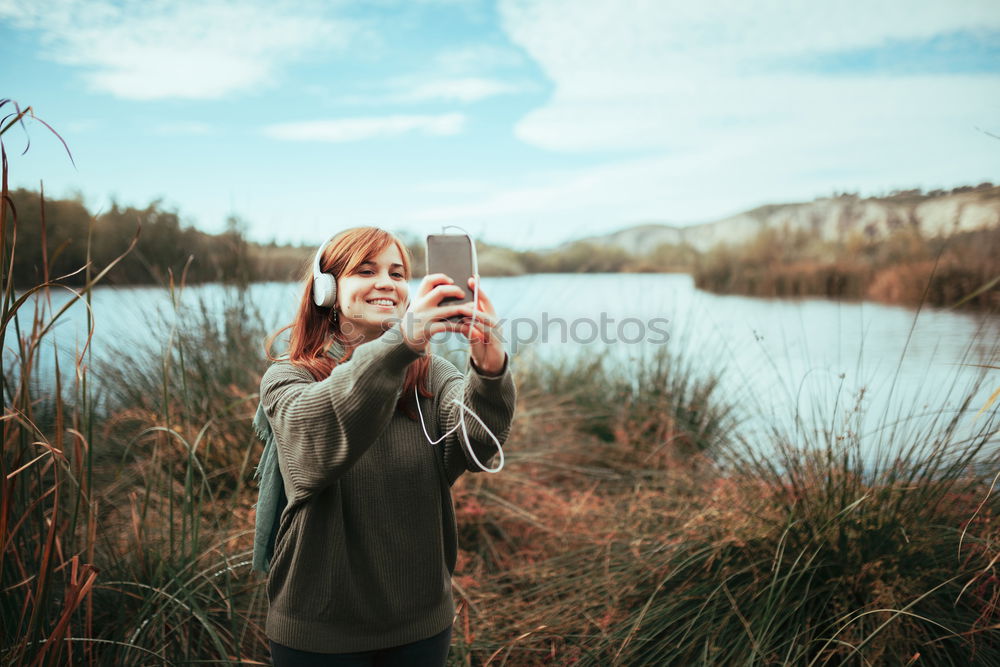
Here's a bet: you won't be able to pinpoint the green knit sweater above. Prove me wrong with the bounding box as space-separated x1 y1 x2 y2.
259 326 516 653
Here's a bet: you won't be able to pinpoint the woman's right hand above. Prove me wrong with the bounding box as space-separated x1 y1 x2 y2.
400 273 483 353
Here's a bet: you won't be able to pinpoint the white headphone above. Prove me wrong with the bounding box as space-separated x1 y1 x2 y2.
312 234 338 308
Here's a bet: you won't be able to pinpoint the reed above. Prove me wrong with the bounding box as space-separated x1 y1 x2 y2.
2 100 109 666
510 344 736 470
79 284 272 664
1 101 271 665
693 225 1000 309
598 381 1000 665
445 343 1000 665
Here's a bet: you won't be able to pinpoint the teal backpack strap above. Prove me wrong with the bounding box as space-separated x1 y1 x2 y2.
252 402 287 574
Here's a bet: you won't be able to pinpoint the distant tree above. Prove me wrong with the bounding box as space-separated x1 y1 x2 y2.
216 215 251 285
4 189 91 286
6 190 279 286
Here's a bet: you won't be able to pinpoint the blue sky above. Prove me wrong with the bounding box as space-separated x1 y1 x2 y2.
1 0 998 250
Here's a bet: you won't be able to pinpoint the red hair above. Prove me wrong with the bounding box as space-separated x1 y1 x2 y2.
265 227 432 419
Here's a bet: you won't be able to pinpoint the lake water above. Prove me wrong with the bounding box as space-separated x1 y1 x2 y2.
13 274 1000 457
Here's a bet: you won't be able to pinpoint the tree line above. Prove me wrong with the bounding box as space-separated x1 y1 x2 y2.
692 223 1000 308
5 188 694 288
8 187 995 308
5 188 306 287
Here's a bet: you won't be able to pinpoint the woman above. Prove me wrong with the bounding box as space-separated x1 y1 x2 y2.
258 227 516 666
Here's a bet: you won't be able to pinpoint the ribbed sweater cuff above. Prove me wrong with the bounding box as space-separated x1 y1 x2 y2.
365 323 426 372
469 352 509 380
469 357 511 402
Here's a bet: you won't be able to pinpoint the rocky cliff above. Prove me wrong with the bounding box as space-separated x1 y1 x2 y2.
576 186 1000 254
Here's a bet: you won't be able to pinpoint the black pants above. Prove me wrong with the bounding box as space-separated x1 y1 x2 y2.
269 625 451 667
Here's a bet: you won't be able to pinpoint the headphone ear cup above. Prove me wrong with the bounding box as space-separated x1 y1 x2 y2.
313 274 338 308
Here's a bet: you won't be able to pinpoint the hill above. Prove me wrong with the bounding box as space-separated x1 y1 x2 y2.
573 185 1000 255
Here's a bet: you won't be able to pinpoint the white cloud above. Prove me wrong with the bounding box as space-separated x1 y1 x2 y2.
325 41 532 106
153 121 213 136
395 44 532 102
400 0 1000 246
0 0 356 100
329 76 529 105
499 0 1000 153
264 113 466 142
501 0 999 73
433 44 527 73
331 75 531 105
393 76 529 102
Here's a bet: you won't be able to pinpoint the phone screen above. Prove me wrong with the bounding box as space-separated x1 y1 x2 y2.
426 234 474 308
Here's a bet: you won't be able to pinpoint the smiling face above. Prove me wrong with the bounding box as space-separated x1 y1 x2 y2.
335 243 409 344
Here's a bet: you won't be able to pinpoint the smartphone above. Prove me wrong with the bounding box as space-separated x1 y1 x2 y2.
426 234 474 317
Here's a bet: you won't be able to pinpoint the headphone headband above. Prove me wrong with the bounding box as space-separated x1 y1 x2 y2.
313 234 336 276
312 234 339 308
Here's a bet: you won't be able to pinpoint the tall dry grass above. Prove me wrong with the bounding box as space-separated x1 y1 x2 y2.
1 100 270 665
444 360 999 665
694 225 1000 309
2 100 117 666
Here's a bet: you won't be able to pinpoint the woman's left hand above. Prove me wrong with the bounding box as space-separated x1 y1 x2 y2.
463 277 506 376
